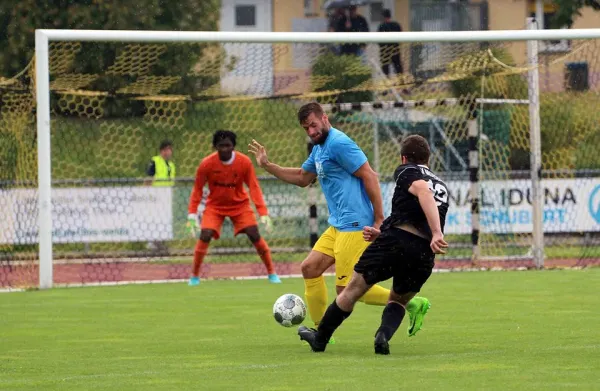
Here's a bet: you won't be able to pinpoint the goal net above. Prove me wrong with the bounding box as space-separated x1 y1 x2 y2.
1 28 599 289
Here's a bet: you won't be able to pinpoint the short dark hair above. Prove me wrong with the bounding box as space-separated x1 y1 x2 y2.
159 139 172 151
212 130 237 147
297 102 324 124
382 9 392 19
401 135 430 165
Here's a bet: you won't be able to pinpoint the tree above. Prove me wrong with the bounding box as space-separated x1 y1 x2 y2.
548 0 600 28
0 0 220 77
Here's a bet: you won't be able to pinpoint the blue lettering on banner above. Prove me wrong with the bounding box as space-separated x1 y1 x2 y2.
446 212 460 226
589 185 600 224
518 210 529 224
470 208 567 227
543 208 566 224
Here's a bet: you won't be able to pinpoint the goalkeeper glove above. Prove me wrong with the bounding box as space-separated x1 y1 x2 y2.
259 215 273 234
186 213 200 238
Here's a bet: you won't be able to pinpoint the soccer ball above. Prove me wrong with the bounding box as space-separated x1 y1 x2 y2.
273 294 306 327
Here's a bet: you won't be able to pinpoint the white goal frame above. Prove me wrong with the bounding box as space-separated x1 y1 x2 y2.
35 27 600 288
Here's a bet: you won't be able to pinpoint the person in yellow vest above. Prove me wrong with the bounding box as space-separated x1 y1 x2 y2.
146 140 176 186
145 140 175 253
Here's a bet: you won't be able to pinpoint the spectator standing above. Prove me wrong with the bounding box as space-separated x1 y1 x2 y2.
337 6 369 56
145 139 176 254
378 9 403 77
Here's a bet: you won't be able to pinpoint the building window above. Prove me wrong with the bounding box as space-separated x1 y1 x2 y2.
528 0 570 52
235 5 256 27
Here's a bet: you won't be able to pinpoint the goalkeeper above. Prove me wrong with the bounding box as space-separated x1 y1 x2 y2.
186 130 280 285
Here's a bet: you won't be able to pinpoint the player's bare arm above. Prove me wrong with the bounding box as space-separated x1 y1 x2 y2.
248 139 316 188
408 180 449 254
353 162 385 229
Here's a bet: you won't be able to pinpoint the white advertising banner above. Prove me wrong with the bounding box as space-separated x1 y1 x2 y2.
265 178 600 234
0 187 173 244
382 178 600 234
1 179 599 244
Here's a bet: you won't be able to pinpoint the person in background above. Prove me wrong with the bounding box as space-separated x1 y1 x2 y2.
328 7 346 33
327 7 347 55
146 140 176 186
378 9 403 78
337 6 369 57
145 140 176 254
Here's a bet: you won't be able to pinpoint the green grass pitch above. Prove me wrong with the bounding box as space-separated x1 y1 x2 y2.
1 269 599 391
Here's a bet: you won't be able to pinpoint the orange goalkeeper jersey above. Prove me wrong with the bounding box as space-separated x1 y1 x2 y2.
188 152 268 216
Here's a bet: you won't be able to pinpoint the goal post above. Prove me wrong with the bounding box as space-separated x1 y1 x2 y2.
35 31 53 289
526 18 544 269
13 27 600 289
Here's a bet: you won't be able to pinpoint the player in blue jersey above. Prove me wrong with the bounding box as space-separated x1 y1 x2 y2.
249 102 430 340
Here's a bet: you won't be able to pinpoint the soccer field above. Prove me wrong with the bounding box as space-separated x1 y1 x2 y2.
1 269 599 391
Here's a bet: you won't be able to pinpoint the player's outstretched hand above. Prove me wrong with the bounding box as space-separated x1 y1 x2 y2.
363 226 380 242
248 139 269 167
430 232 448 254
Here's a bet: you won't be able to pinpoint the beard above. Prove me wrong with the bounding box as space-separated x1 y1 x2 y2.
312 126 330 145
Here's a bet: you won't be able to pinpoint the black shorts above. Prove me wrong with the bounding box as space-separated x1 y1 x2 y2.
354 228 435 294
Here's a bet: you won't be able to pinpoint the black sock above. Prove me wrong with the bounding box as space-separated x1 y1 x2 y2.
317 300 352 341
376 302 405 341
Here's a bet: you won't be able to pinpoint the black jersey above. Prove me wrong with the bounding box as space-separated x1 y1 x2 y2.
380 164 449 237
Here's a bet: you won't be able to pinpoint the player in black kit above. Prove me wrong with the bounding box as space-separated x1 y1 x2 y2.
298 134 449 355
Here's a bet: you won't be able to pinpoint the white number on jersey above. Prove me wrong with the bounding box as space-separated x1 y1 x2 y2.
426 180 448 207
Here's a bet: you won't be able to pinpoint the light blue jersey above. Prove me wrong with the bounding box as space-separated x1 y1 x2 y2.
302 128 373 231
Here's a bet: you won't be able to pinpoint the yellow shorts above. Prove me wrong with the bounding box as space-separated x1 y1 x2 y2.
312 226 370 286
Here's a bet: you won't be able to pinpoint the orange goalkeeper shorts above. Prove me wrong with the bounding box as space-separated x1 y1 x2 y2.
200 206 258 240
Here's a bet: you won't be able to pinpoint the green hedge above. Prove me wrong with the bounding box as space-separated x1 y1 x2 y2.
311 52 373 104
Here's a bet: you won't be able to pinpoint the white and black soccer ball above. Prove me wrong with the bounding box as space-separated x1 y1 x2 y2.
273 294 306 327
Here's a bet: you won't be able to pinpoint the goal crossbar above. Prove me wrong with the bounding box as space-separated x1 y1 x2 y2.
36 28 600 43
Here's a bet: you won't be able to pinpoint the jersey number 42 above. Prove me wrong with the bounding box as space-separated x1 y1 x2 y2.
426 180 448 207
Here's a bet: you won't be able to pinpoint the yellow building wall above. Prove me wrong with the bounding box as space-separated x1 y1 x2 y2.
487 0 528 31
468 0 528 66
394 0 411 73
572 8 600 28
271 0 328 95
272 0 306 72
273 0 306 33
394 0 410 30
